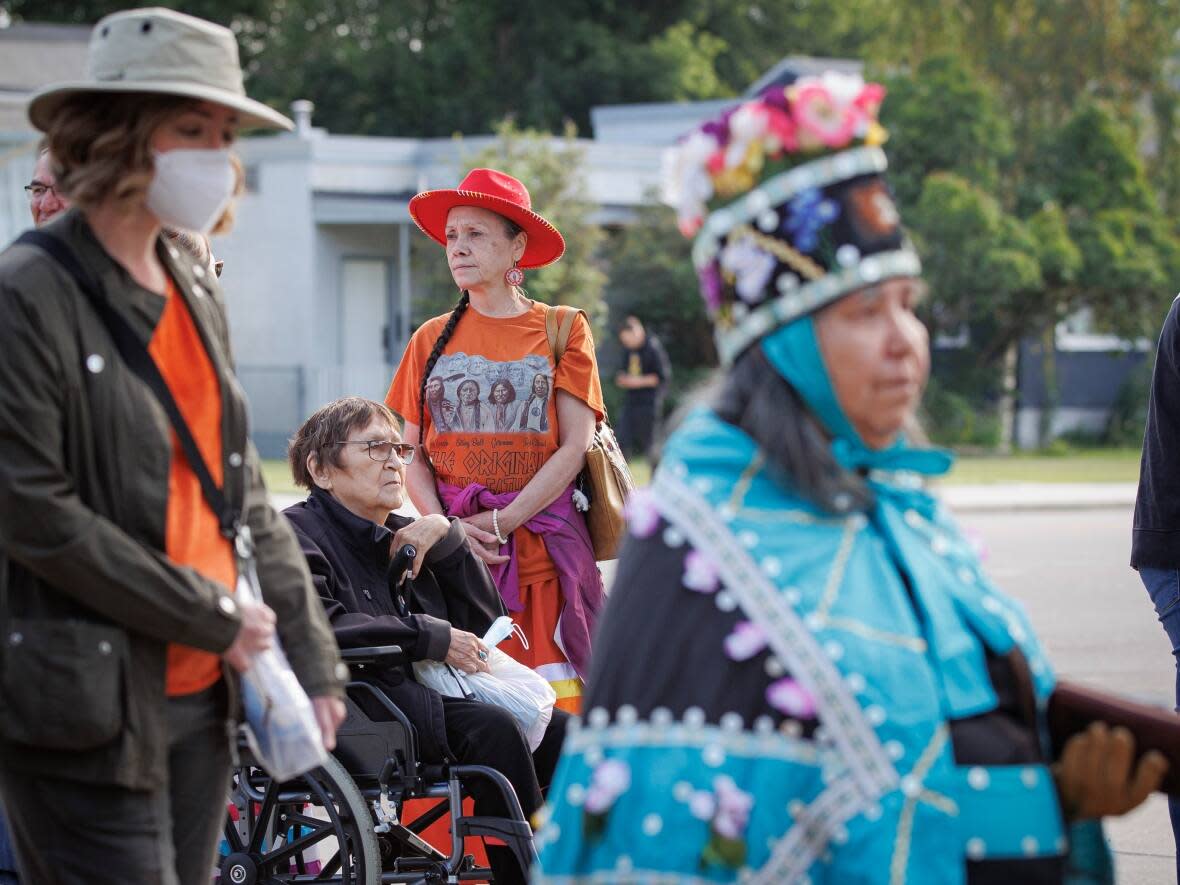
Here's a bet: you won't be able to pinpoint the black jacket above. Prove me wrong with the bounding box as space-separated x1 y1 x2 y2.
0 211 344 790
284 489 504 761
1133 295 1180 568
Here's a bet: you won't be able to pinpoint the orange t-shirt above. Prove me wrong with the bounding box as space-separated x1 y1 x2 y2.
149 279 236 697
385 301 605 582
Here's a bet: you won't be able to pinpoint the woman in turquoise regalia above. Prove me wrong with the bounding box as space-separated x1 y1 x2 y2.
533 69 1165 884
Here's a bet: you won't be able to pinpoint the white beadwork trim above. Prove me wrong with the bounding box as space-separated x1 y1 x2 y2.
692 146 891 270
715 249 923 364
755 778 865 883
653 470 898 800
564 720 823 767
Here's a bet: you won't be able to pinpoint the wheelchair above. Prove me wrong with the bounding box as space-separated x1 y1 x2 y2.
218 645 537 884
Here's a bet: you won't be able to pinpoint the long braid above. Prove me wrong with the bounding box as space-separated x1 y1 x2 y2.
416 290 470 476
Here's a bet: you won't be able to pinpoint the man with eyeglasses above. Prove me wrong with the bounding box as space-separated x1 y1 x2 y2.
25 148 70 227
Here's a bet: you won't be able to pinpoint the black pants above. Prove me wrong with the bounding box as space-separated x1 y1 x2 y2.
616 396 658 459
440 696 568 885
0 683 231 885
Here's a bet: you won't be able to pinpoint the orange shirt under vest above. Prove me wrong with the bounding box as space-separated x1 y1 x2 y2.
148 278 236 696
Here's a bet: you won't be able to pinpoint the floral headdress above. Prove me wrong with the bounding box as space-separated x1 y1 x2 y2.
662 70 921 364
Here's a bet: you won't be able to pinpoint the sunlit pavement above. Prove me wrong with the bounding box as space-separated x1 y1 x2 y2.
962 507 1175 884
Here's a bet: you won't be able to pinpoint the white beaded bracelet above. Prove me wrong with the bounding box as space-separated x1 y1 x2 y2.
491 509 509 545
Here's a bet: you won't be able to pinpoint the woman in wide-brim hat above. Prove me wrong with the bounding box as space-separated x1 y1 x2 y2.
386 168 607 715
534 69 1163 883
0 9 345 884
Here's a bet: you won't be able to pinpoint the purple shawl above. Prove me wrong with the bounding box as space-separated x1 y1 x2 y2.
438 480 604 681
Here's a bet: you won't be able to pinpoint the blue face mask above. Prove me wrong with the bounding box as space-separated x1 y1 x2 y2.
760 313 952 477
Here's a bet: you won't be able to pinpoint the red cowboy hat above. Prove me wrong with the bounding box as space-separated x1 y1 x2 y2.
408 168 566 270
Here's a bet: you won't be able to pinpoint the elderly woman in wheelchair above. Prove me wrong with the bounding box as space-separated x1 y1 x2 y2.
222 396 567 884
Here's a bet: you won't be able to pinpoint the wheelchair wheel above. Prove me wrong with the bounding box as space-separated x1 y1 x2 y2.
221 753 380 884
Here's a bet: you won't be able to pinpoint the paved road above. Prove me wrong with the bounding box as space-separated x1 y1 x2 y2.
950 506 1175 885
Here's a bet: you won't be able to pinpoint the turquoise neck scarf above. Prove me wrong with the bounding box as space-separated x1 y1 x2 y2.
760 315 954 479
759 318 1021 719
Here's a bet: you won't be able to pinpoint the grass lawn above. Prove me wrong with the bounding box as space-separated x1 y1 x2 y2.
261 447 1141 497
261 459 301 496
618 450 1141 486
943 448 1141 484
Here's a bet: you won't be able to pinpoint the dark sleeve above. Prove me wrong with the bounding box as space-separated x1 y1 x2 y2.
1161 298 1180 376
291 519 450 662
419 518 505 638
0 274 241 653
585 524 815 738
244 449 347 697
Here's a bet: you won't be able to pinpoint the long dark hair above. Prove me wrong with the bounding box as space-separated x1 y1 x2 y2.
416 291 470 475
708 346 872 514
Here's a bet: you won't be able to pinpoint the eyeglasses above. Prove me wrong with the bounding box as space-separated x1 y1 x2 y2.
23 183 57 202
332 439 416 464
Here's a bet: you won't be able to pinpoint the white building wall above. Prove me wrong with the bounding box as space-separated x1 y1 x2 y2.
1014 407 1111 450
216 138 318 366
0 141 37 248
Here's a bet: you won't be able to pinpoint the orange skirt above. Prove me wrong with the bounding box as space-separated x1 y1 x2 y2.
497 572 583 715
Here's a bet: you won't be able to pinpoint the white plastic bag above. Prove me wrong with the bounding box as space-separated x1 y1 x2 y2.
412 617 557 750
412 660 475 698
236 561 327 782
465 648 557 751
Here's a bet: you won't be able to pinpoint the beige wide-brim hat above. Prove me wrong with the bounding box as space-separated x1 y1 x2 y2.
28 7 292 133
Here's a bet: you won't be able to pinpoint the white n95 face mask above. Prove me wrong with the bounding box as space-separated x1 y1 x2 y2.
146 148 236 235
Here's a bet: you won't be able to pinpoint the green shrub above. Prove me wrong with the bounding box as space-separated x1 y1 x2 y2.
1104 355 1154 447
920 378 1002 448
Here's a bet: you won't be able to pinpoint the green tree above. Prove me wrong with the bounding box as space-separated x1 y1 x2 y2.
882 54 1013 208
909 173 1044 365
602 199 714 368
1044 103 1156 216
597 198 715 419
1039 101 1179 339
0 0 268 23
219 0 738 138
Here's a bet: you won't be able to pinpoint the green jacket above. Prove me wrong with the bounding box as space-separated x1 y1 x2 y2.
0 210 345 790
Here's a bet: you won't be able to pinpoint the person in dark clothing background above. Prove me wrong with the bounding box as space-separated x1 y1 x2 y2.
283 395 567 885
1131 292 1180 874
614 315 671 459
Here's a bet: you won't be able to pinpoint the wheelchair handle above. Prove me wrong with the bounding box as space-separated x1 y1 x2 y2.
388 543 417 585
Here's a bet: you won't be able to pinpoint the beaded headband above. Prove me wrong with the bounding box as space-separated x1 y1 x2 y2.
661 71 921 364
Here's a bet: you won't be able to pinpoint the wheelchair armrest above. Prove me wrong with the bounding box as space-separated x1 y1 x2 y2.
340 644 406 667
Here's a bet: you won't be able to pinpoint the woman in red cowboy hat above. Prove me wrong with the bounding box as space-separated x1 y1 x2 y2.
386 168 606 713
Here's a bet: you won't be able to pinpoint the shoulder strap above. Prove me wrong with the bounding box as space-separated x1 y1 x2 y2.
15 229 239 540
544 303 579 366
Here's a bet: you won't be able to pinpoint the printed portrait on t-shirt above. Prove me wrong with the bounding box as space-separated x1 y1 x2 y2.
486 378 521 432
427 352 553 437
425 374 459 432
386 307 604 496
518 373 551 433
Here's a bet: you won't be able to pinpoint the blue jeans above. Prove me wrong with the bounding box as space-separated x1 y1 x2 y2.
1139 566 1180 879
0 803 18 884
